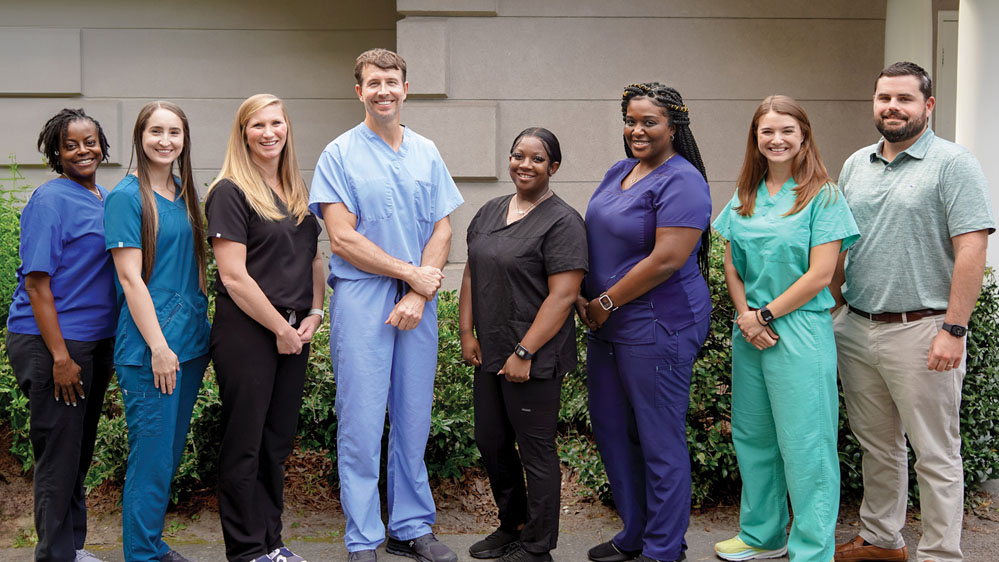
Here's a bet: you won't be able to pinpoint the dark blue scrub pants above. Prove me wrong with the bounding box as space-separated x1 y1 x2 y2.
587 318 709 562
6 332 113 562
119 355 208 562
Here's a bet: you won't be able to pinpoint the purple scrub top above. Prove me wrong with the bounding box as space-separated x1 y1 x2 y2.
583 156 711 345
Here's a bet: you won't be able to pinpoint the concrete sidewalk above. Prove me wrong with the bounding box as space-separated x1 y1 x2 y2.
2 512 996 562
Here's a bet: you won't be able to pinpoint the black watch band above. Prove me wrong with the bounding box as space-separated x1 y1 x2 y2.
514 343 535 360
759 305 775 324
942 322 967 337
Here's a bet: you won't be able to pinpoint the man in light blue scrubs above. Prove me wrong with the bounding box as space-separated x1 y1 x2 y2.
309 48 463 562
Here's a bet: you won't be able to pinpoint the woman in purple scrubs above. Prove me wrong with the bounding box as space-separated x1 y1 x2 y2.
578 83 712 562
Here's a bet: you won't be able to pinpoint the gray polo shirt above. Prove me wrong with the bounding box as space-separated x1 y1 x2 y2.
839 128 995 313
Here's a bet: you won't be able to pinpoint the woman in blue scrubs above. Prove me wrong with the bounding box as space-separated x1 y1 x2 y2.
6 109 116 562
580 83 712 562
711 95 858 562
104 101 209 562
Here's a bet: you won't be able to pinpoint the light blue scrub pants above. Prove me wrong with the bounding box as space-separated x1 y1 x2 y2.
118 355 208 562
331 277 438 552
731 309 839 562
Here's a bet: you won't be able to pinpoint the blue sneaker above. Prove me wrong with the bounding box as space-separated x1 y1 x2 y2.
268 546 307 562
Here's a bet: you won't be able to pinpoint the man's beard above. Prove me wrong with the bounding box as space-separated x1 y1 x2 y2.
876 110 927 143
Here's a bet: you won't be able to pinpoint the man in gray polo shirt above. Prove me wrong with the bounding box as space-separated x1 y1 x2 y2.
831 61 994 562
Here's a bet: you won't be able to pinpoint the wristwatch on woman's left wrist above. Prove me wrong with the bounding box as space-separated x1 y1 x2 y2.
514 343 534 360
759 305 775 324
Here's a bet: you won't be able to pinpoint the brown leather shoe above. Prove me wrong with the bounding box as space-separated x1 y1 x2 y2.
834 536 907 562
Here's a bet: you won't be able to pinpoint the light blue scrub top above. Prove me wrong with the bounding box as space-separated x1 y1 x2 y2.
712 179 860 311
104 175 210 367
308 123 463 285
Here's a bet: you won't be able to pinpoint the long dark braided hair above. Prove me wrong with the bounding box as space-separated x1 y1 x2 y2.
37 108 111 174
621 82 710 279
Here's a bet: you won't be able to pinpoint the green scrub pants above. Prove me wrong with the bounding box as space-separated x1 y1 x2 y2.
731 308 839 562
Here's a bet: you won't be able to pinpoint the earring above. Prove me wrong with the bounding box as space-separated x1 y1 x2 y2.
670 134 675 142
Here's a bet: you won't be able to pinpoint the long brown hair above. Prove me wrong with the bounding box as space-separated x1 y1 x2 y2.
734 95 833 217
129 101 207 290
207 94 309 224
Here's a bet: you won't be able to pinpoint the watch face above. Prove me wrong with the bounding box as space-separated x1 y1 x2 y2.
944 323 967 337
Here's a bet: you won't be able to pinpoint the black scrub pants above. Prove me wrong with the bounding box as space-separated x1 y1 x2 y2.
6 332 113 562
211 294 310 562
473 369 563 554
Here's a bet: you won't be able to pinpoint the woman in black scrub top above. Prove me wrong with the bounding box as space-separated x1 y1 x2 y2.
204 94 325 562
459 127 587 562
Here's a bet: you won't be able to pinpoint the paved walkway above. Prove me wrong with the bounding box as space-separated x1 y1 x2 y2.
2 509 997 562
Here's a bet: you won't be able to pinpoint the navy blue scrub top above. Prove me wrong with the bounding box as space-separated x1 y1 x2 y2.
583 156 712 344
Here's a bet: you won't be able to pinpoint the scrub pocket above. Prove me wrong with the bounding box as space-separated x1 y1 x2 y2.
413 180 437 224
118 367 163 438
623 320 705 409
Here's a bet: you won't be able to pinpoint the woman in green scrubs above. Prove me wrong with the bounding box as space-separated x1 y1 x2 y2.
711 95 859 562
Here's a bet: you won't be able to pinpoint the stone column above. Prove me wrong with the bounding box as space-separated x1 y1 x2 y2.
955 0 999 266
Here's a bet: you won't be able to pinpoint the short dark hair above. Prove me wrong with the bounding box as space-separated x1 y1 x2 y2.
37 108 110 174
510 127 562 166
876 61 933 100
354 48 407 85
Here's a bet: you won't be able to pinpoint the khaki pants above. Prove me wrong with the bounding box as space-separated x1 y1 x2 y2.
834 307 965 562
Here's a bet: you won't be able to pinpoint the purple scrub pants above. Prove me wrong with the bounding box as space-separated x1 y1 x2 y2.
587 318 709 562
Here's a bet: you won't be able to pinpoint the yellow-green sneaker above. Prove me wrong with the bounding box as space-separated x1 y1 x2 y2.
713 536 787 561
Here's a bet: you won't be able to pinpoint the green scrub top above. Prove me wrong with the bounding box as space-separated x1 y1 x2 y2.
712 178 860 311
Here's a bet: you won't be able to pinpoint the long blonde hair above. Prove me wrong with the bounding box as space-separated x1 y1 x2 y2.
208 94 309 223
128 101 207 291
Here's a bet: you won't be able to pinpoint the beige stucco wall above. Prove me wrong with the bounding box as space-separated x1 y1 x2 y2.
0 0 398 198
397 0 887 275
2 1 887 285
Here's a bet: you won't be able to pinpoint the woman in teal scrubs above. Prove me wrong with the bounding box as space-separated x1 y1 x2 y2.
105 101 209 562
711 95 859 562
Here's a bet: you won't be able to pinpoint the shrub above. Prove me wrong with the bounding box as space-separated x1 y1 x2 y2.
0 157 31 328
2 223 999 509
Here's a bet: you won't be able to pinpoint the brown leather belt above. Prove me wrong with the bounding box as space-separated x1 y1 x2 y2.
848 305 946 323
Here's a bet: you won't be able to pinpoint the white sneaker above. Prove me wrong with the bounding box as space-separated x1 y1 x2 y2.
75 549 106 562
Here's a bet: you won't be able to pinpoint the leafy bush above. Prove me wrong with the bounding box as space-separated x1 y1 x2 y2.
0 157 31 328
2 220 999 510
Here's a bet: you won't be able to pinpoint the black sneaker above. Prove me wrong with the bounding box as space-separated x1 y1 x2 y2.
386 533 458 562
470 527 522 559
588 541 641 562
161 550 196 562
498 545 552 562
347 550 377 562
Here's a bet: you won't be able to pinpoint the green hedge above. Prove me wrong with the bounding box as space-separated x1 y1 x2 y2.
2 177 999 508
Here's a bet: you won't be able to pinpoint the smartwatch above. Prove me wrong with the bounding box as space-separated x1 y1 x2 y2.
942 322 967 338
597 293 619 311
759 305 775 324
514 343 535 360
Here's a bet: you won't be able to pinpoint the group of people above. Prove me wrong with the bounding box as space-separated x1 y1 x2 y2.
4 47 993 562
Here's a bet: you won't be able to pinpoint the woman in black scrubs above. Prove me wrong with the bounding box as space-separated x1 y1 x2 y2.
205 94 325 562
459 127 587 562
